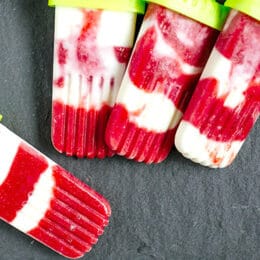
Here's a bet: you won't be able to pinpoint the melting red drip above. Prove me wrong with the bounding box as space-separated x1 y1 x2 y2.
0 144 48 222
52 101 114 158
58 42 68 65
114 47 132 63
105 104 177 163
183 78 260 142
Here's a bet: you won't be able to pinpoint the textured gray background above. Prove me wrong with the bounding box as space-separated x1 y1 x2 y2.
0 1 259 259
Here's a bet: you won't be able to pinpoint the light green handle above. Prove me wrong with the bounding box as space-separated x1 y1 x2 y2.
48 0 146 14
146 0 230 30
0 115 3 122
225 0 260 21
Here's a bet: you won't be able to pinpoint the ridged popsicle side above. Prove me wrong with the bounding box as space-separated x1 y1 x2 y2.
28 165 111 259
0 124 111 258
106 104 177 163
52 100 114 159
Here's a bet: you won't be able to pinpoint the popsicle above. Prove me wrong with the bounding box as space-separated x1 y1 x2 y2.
175 0 260 168
48 0 145 158
0 122 111 258
105 0 229 163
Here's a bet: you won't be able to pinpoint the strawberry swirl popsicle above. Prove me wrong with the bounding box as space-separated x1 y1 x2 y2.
0 122 111 258
105 0 229 164
175 0 260 168
48 0 145 159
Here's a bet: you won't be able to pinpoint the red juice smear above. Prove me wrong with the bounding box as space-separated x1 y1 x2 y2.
58 42 68 65
54 76 65 88
184 11 260 142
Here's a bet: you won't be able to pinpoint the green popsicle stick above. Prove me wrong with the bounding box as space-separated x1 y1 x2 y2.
146 0 230 30
225 0 260 21
48 0 146 14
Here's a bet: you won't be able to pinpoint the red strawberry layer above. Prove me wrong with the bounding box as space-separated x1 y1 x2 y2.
128 4 218 111
183 11 260 142
0 144 48 222
183 77 260 142
29 165 110 259
105 104 176 163
52 101 114 158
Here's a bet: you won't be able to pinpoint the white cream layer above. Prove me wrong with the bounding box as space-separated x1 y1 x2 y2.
53 73 120 109
55 7 136 47
115 13 203 133
175 121 243 168
11 165 55 233
201 46 259 109
53 8 136 110
117 74 183 132
0 124 20 185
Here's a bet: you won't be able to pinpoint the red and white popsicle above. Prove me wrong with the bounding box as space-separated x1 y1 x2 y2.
105 1 228 163
0 123 111 258
175 6 260 168
50 1 145 158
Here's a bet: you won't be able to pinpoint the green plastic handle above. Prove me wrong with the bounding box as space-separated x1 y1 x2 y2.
48 0 146 14
225 0 260 21
146 0 230 30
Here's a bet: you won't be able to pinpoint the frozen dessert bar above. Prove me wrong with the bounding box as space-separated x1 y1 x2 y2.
175 0 260 168
0 123 111 258
49 0 145 158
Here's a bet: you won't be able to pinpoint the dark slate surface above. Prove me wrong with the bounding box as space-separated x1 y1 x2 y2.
0 1 259 260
